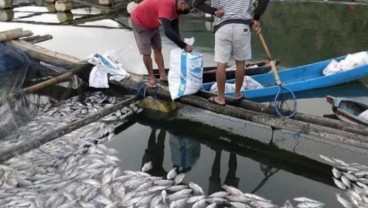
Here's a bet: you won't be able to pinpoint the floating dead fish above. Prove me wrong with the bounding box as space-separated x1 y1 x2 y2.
142 161 153 172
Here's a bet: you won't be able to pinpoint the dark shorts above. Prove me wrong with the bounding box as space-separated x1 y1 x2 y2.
132 22 162 55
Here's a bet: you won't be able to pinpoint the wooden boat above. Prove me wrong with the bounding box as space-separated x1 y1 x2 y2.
326 95 368 126
202 53 368 99
153 59 280 83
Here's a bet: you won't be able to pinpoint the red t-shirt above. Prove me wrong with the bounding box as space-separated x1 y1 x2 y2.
131 0 179 29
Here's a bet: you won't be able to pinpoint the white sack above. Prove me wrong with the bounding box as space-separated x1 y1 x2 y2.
88 52 130 88
168 38 203 100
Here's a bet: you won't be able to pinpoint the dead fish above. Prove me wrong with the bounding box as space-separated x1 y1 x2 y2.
167 185 188 192
189 182 205 195
154 179 174 186
210 191 228 198
187 195 206 204
319 155 336 164
142 161 153 172
150 195 163 208
223 185 243 196
174 173 186 184
293 197 324 205
341 176 351 189
192 198 207 208
167 189 192 201
336 193 353 208
226 195 250 203
169 197 187 208
343 172 358 182
230 202 251 208
333 178 347 190
332 167 341 178
167 168 178 180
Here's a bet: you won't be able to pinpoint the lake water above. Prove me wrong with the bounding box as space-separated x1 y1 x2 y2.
1 1 368 207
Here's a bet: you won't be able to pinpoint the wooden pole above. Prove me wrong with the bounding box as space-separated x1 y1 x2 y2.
21 34 53 44
7 40 81 64
0 62 90 106
0 30 33 41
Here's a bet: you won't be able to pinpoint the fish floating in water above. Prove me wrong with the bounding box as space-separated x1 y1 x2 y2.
0 88 343 208
320 154 368 208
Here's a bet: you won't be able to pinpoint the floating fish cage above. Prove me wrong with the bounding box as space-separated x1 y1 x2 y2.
0 45 142 161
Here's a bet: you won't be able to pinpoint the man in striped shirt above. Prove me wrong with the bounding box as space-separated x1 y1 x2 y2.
193 0 269 106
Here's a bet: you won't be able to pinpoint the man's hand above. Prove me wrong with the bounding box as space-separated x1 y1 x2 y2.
214 6 224 17
252 20 261 34
184 44 193 53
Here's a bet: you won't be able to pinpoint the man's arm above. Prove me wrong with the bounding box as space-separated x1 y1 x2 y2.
193 0 217 15
253 0 270 21
160 18 186 49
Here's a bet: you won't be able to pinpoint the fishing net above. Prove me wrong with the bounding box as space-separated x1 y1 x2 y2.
0 43 86 139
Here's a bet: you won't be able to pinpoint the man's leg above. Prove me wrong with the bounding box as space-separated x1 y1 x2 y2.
211 25 232 105
234 60 245 99
152 31 167 81
215 62 227 105
233 24 251 99
143 54 156 87
132 23 156 87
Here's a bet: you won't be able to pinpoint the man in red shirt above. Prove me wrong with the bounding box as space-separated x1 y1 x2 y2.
131 0 194 88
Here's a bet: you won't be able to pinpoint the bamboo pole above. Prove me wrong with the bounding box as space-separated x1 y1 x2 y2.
0 62 89 106
21 34 53 44
0 30 33 41
7 40 81 64
0 28 23 35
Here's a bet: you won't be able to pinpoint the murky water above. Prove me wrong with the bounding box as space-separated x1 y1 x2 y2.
1 1 368 207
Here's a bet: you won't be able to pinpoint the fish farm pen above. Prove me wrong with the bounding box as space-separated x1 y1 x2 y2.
1 1 368 207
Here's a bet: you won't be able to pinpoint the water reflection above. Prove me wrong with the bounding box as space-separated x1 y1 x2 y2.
141 127 167 177
208 148 239 195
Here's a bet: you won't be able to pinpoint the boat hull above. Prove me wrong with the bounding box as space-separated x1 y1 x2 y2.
153 60 280 83
202 53 368 99
326 95 368 126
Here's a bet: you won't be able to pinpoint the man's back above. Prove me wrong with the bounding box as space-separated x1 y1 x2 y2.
211 0 254 26
131 0 179 29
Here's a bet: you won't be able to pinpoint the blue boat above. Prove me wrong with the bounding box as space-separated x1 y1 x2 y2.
202 53 368 99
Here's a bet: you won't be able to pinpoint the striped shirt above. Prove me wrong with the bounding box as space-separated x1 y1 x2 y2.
211 0 254 26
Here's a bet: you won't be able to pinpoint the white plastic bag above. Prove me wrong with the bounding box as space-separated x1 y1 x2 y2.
168 38 203 100
210 82 243 94
323 51 368 76
87 52 130 88
242 76 264 90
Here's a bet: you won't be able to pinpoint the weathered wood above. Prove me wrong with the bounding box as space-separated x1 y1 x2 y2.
0 96 139 163
0 62 89 106
196 90 368 136
21 34 53 44
7 40 81 64
0 28 22 35
0 30 33 41
111 76 368 149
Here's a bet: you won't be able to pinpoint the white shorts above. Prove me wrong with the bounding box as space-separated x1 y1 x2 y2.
214 24 252 63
